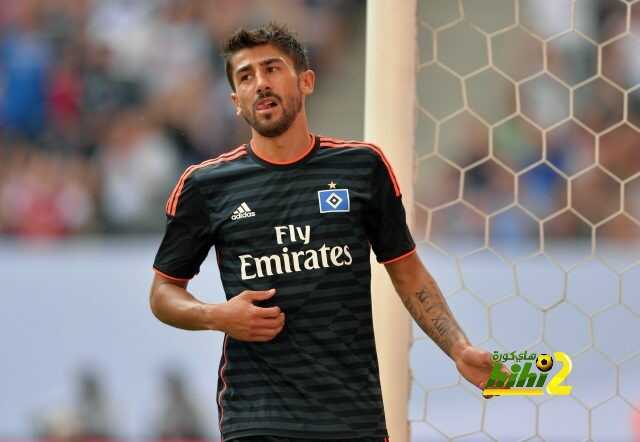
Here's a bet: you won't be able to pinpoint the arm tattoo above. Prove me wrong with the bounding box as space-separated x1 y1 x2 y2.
399 281 465 357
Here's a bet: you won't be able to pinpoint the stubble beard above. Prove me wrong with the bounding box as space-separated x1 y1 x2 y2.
243 90 303 138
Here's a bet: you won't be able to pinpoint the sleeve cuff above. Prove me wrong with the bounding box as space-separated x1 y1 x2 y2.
153 267 192 282
380 247 417 265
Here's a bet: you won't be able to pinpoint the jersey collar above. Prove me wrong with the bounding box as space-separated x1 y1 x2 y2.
248 134 318 169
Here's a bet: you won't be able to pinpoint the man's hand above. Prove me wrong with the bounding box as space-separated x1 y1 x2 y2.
219 289 285 342
453 344 494 390
385 254 506 399
453 344 511 398
149 274 284 339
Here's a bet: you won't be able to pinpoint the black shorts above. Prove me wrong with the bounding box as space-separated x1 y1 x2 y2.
228 437 388 442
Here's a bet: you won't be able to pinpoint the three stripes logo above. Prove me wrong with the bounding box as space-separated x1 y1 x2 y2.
231 202 256 221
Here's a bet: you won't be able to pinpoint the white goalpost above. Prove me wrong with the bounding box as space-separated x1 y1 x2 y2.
365 1 417 441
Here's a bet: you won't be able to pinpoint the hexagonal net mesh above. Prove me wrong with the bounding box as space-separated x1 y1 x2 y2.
411 0 640 440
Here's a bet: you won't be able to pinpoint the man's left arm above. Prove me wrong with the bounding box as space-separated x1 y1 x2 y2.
385 252 494 391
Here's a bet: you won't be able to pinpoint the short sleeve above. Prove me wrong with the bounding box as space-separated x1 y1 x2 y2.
363 154 416 263
153 171 214 280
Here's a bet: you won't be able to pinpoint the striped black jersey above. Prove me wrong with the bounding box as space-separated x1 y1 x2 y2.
153 134 416 441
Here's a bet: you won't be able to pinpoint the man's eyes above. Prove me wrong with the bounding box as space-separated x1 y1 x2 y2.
238 66 280 82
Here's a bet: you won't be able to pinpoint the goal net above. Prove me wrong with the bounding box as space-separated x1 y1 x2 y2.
368 1 640 440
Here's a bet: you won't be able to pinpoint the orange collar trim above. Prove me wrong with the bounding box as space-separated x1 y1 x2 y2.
250 134 315 165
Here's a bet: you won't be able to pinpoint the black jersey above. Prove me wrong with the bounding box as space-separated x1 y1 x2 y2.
153 134 415 441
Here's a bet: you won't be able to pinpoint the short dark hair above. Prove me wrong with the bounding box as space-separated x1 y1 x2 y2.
223 23 310 91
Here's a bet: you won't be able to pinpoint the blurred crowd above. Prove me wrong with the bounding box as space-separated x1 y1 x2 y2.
33 367 213 441
0 0 359 237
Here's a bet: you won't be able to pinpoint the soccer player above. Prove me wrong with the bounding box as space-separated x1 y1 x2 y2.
150 23 494 442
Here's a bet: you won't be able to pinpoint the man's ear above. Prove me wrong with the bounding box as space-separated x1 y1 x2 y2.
299 69 315 96
230 92 241 116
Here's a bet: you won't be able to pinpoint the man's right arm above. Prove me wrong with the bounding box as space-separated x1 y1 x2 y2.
149 273 221 331
149 273 285 341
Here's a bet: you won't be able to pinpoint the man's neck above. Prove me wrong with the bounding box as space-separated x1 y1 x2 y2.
250 118 313 164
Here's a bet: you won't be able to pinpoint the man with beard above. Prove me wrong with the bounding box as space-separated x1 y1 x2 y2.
150 23 494 442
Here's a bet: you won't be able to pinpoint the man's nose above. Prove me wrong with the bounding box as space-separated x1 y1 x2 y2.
256 71 271 94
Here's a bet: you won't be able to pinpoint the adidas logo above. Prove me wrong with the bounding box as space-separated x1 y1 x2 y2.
231 202 256 220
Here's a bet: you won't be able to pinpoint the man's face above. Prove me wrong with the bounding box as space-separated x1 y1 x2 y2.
230 45 313 137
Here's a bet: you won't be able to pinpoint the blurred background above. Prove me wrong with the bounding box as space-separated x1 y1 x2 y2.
1 0 365 439
1 0 639 440
0 0 364 238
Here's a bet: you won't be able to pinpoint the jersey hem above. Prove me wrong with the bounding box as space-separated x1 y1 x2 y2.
380 246 417 264
222 428 389 441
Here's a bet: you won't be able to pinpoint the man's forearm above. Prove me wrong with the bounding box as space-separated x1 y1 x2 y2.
398 279 468 358
387 256 469 359
150 276 223 331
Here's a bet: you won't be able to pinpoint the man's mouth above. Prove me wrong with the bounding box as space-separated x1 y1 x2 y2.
255 97 279 111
